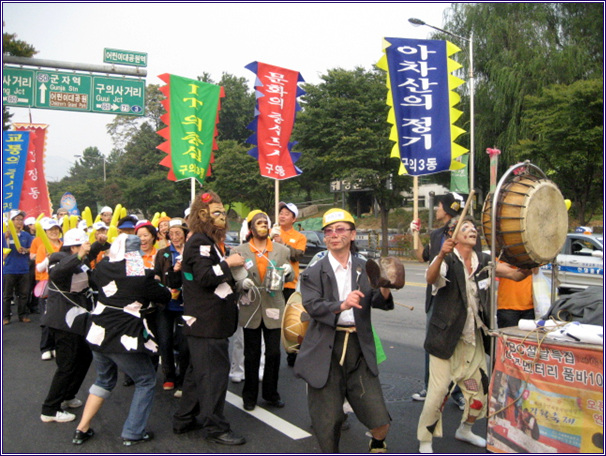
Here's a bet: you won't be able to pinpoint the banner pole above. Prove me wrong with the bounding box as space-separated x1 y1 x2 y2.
413 176 419 249
274 179 279 225
191 178 195 204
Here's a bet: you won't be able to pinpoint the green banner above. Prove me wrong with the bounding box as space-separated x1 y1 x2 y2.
169 75 221 184
450 154 469 193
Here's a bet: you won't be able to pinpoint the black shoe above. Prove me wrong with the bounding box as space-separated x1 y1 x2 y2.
173 421 204 435
122 431 154 446
286 352 297 367
72 428 94 445
264 399 285 408
243 402 256 411
123 376 134 387
206 430 246 446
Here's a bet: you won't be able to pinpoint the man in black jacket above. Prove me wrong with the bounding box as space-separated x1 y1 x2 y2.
172 191 246 446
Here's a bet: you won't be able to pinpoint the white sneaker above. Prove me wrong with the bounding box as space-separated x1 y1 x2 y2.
41 351 53 361
52 350 56 358
173 389 182 398
455 425 486 447
40 410 76 423
419 441 433 453
229 374 244 383
61 398 83 409
412 389 427 401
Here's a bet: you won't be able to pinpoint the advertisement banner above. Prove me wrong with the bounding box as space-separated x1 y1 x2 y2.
487 335 603 453
245 61 305 180
377 38 467 176
2 130 30 213
12 124 52 218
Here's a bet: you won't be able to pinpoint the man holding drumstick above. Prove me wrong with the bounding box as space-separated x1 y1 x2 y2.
417 216 531 453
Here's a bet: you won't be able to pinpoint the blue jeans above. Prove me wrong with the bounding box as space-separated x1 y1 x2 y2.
90 351 156 440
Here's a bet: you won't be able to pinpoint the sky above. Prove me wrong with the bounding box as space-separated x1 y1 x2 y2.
3 2 452 181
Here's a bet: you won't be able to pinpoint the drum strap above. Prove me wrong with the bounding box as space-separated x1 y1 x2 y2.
336 326 357 366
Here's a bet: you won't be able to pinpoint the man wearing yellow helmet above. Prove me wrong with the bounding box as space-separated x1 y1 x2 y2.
294 208 393 453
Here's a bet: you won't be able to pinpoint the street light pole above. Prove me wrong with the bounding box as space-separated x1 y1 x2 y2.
103 156 106 182
408 18 475 212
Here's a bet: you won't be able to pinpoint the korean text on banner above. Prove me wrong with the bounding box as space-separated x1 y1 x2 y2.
377 38 468 176
487 335 603 453
245 62 305 180
2 130 30 213
12 124 52 218
156 74 223 185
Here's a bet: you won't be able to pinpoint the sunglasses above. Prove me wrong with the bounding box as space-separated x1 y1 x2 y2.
323 227 352 237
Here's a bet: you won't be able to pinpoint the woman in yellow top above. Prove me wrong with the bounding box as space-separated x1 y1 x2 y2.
35 219 63 361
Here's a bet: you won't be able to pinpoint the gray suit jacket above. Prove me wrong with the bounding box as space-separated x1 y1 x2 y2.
293 254 394 388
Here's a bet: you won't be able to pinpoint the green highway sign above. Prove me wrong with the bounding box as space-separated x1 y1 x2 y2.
35 70 92 111
3 67 35 107
3 66 145 116
103 48 148 67
92 76 145 114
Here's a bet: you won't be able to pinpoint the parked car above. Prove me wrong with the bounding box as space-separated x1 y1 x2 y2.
300 230 326 268
224 231 241 253
541 233 603 292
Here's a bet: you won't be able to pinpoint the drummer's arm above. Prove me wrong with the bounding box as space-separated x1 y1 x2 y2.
496 263 533 281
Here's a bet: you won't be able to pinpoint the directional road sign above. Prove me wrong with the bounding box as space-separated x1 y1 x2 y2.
2 66 145 116
103 48 148 67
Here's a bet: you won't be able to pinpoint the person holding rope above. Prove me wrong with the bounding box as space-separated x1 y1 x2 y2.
294 208 394 453
417 216 531 453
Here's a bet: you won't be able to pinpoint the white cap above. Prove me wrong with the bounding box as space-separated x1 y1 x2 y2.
42 219 62 231
9 209 26 220
100 206 113 215
78 220 89 231
24 217 36 226
93 221 109 231
184 208 191 217
63 228 88 247
279 202 298 218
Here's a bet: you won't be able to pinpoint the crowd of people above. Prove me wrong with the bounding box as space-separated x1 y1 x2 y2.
2 190 533 453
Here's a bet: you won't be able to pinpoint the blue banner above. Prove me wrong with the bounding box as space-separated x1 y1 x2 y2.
2 131 30 213
378 38 467 176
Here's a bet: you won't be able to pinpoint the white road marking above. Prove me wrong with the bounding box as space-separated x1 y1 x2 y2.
226 391 313 440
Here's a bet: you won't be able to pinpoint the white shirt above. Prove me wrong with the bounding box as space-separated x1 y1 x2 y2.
327 251 356 326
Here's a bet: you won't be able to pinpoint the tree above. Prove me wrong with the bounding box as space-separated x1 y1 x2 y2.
3 32 37 130
215 73 256 143
440 3 603 194
513 79 603 224
293 67 411 253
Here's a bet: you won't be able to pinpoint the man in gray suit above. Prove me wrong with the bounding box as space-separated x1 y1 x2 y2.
294 208 393 453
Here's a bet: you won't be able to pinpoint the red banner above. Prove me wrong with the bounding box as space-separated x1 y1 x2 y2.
487 333 603 453
245 62 304 180
12 124 52 218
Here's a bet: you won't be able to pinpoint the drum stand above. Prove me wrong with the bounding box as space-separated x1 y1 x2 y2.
486 160 559 368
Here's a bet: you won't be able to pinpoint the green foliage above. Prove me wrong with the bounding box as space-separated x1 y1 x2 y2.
512 79 603 224
216 73 256 143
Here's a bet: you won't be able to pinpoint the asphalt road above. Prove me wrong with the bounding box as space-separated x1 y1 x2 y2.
2 261 488 454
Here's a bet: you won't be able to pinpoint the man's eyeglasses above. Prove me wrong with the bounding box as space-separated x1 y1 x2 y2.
323 227 352 237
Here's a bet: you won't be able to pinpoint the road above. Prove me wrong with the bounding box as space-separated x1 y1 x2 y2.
2 261 488 454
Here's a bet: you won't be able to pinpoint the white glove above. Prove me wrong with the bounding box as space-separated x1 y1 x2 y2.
242 278 255 290
410 218 421 233
270 225 281 239
281 263 293 277
36 257 49 273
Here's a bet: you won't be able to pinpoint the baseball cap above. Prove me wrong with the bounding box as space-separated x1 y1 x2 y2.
100 206 113 215
63 228 88 247
169 218 189 233
93 221 109 231
441 192 464 217
9 209 26 220
24 217 36 226
279 202 298 218
42 219 62 231
117 216 137 230
322 209 355 229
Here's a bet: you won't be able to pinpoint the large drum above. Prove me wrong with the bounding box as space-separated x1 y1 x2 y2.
482 174 568 269
281 292 310 354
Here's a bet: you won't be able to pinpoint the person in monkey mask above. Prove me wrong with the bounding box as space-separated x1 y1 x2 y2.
172 191 247 446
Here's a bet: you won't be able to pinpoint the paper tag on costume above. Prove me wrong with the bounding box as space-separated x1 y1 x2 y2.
102 281 118 297
244 258 254 270
123 301 143 318
182 315 197 327
478 278 490 290
65 306 88 328
86 322 105 346
239 292 251 306
120 334 138 351
212 264 224 276
289 238 296 244
265 308 280 320
199 245 211 257
214 282 232 299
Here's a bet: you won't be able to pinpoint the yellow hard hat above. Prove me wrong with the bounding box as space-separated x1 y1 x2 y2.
246 210 267 224
322 208 355 229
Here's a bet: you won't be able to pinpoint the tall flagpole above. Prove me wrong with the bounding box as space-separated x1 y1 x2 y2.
274 179 279 226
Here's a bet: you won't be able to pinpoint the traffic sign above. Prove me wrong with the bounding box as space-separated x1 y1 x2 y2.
92 76 145 115
103 48 147 67
2 67 35 107
2 66 145 116
35 70 92 111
